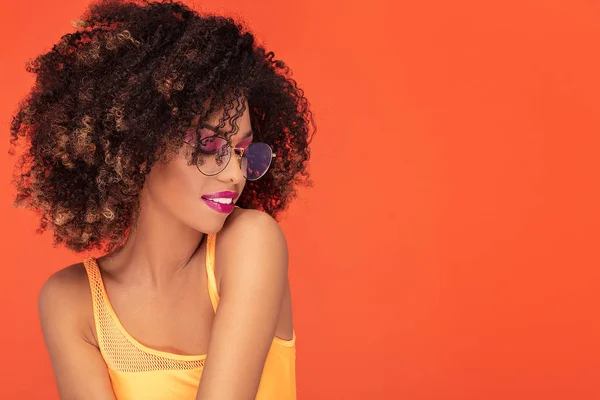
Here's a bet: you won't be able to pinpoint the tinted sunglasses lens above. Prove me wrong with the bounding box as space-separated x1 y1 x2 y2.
242 143 273 181
197 136 230 175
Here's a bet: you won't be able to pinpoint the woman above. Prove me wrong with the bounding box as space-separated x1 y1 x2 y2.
9 0 314 398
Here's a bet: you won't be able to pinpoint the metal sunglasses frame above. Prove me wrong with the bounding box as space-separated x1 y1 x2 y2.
183 124 277 180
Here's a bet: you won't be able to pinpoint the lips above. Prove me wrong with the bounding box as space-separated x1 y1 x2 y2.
202 191 239 200
201 191 239 214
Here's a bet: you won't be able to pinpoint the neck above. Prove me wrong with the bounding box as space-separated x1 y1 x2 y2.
104 196 206 289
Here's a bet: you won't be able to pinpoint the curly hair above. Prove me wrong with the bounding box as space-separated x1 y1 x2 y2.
8 0 315 253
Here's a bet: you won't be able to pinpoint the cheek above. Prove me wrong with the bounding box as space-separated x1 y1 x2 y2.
146 154 206 210
170 155 212 201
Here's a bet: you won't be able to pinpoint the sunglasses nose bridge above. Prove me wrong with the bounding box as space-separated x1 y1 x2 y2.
232 147 244 163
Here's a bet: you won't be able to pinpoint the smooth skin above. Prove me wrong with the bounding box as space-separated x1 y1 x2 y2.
38 100 295 400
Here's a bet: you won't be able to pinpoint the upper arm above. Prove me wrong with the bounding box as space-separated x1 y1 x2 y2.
38 265 116 400
196 210 289 400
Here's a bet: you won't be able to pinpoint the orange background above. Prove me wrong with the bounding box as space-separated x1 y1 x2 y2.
1 0 600 399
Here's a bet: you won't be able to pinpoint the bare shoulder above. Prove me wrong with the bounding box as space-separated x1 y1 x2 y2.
218 207 288 267
222 207 285 238
39 262 91 313
214 207 289 288
38 262 96 345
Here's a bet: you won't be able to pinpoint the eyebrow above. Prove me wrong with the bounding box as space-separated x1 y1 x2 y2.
200 123 253 139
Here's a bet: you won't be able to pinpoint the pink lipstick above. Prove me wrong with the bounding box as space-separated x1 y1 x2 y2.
201 191 238 214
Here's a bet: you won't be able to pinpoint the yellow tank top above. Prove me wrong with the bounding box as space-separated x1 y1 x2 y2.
82 232 297 399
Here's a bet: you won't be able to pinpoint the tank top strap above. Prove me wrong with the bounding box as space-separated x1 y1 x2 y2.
205 233 220 312
82 257 107 340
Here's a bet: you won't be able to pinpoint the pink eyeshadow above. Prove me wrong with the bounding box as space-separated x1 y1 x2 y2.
237 138 253 148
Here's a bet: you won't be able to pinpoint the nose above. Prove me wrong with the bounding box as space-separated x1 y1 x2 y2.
216 147 245 184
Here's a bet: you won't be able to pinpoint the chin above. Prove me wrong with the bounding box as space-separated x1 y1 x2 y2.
190 211 229 234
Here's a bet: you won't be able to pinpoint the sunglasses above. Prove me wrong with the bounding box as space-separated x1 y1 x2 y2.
183 123 276 181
